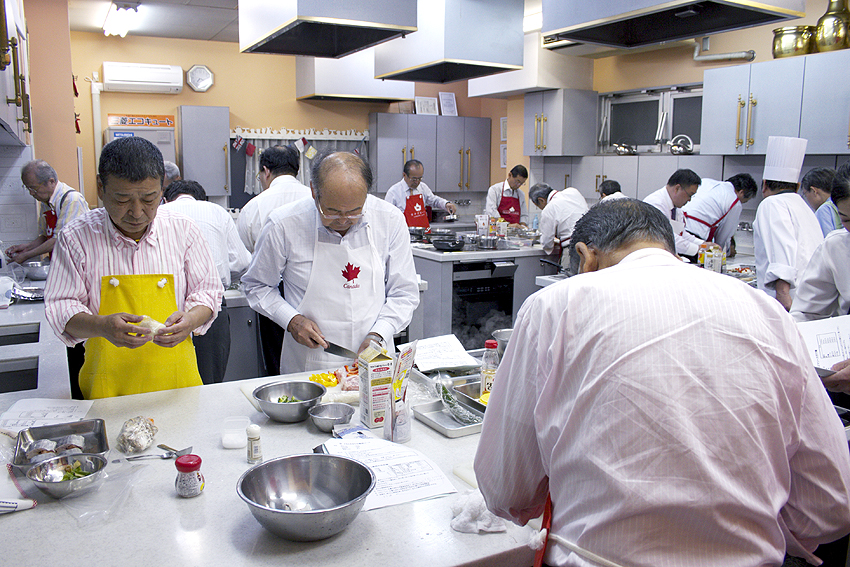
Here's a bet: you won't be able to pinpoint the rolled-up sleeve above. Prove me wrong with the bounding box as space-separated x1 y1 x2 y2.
45 228 95 347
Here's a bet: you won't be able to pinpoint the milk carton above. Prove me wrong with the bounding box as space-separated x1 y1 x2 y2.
359 347 394 428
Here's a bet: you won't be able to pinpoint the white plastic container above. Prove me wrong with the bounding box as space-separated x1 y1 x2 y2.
221 416 251 449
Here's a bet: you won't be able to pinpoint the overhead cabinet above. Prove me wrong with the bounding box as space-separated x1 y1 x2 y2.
435 116 490 192
0 0 29 146
523 89 597 157
702 51 850 155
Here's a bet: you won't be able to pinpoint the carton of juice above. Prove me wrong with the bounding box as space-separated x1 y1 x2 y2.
358 346 394 428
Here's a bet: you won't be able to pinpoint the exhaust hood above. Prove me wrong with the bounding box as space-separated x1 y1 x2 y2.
374 0 524 83
239 0 417 58
296 48 415 102
542 0 805 50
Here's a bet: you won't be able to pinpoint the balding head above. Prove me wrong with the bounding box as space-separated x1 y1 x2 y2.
310 151 372 236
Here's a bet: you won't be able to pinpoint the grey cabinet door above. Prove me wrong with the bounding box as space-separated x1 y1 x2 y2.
370 113 408 193
524 91 544 156
636 155 678 200
701 65 751 155
603 156 638 199
464 116 491 192
801 49 850 154
747 57 805 154
543 156 573 191
223 305 260 381
406 115 437 190
548 89 598 156
570 155 604 200
435 116 466 192
179 105 230 196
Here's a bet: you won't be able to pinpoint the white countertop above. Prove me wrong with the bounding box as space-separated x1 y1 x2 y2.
2 376 534 566
412 243 547 262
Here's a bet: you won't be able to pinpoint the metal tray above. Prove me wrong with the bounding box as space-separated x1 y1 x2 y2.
12 418 109 472
413 400 483 438
453 380 487 413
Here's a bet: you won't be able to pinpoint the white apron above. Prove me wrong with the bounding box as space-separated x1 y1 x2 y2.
280 225 385 374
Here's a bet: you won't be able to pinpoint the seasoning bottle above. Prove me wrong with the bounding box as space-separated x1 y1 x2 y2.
247 424 262 465
480 339 500 397
175 454 204 498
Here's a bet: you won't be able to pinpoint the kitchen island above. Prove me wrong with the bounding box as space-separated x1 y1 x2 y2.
1 377 534 567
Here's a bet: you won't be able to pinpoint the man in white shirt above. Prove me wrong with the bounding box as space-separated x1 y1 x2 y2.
384 159 456 229
5 160 90 263
242 151 419 374
754 136 824 310
162 180 251 384
598 179 627 200
475 198 850 567
642 168 701 258
529 182 588 266
485 164 528 226
682 173 757 253
237 144 311 375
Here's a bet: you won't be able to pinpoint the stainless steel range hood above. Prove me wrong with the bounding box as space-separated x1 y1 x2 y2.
239 0 417 58
374 0 524 83
542 0 805 50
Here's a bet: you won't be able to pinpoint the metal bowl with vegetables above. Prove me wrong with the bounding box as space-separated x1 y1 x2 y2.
26 453 107 499
252 380 327 423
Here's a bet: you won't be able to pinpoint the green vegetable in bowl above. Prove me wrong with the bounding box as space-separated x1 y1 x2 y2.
277 395 301 403
61 461 92 481
440 384 482 426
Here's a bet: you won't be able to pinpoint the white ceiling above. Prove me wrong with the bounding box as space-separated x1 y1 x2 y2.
68 0 240 42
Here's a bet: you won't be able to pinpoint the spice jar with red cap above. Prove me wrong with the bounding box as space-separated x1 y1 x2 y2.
175 454 204 498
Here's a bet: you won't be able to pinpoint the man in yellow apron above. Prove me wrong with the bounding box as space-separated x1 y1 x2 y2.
44 137 222 399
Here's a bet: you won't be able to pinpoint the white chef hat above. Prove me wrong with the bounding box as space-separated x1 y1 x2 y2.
763 136 807 183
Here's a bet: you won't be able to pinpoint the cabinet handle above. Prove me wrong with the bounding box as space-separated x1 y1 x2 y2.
541 116 547 151
745 94 757 149
6 37 21 106
247 319 253 326
222 144 229 193
19 92 30 133
602 175 607 182
410 146 415 161
465 148 471 189
458 148 464 188
564 174 570 189
735 95 745 149
595 174 601 193
534 114 539 151
401 146 406 169
0 1 10 71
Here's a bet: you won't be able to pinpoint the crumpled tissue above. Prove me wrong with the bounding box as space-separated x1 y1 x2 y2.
450 490 506 534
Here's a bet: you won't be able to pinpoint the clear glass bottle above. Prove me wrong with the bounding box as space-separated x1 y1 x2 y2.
246 424 262 465
480 339 500 397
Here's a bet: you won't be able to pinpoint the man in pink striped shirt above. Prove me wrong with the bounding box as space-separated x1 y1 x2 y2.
45 137 222 399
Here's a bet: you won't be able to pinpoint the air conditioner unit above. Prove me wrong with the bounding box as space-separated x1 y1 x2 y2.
102 62 183 94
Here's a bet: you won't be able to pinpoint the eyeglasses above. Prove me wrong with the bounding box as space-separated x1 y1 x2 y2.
317 200 365 221
408 176 422 182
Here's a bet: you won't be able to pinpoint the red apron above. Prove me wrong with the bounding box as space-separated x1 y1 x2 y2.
497 188 522 224
404 192 430 229
43 209 58 238
684 197 739 242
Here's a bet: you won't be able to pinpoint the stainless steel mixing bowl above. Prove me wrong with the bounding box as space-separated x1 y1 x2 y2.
237 453 375 541
252 381 327 423
21 259 49 281
26 453 107 499
308 402 355 433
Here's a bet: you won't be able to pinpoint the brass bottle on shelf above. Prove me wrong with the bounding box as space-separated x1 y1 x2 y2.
816 0 850 52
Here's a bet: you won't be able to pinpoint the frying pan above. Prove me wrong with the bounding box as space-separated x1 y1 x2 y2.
432 239 464 252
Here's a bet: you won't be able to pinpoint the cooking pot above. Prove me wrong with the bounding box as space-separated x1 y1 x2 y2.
772 26 816 58
461 233 479 248
478 235 498 249
408 226 425 242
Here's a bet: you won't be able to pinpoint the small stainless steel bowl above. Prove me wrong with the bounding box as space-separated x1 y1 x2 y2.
21 259 50 281
252 381 327 423
26 453 107 499
479 235 498 249
492 328 513 358
237 453 375 541
309 403 355 433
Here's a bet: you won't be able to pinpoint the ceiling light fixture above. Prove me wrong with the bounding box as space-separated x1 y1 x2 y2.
103 2 140 38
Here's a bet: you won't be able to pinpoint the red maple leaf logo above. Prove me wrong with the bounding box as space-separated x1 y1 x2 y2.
341 263 360 282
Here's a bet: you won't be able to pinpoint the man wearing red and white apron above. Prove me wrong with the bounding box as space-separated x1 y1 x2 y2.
485 164 529 226
683 174 758 253
384 159 457 231
242 151 420 374
5 160 89 264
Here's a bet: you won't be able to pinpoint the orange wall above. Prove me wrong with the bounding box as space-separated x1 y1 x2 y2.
24 0 77 187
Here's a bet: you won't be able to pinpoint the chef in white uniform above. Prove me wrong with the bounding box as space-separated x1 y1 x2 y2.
754 136 824 311
682 173 758 253
241 151 419 374
643 169 701 258
529 182 589 266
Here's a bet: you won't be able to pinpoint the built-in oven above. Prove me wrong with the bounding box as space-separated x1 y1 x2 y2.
451 260 517 350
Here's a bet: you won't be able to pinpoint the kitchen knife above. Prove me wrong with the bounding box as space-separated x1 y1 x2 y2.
324 341 358 360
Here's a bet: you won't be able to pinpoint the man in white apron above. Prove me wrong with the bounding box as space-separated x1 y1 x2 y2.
44 137 222 399
242 151 419 374
384 159 457 230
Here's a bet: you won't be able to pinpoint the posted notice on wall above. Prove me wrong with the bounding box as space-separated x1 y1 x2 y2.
795 314 850 374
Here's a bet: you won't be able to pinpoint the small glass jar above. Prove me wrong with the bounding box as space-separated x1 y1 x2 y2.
175 454 204 498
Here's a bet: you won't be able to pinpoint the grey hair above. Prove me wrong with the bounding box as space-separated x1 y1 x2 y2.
163 161 181 183
568 199 675 275
310 150 372 197
21 160 57 185
528 183 554 206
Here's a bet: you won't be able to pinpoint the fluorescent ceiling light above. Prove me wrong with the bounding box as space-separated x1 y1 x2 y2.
103 3 140 38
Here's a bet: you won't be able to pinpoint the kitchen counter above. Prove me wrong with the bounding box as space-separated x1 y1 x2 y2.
1 377 534 567
0 281 70 402
412 242 548 262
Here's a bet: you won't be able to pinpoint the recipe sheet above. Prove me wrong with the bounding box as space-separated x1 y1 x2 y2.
406 334 480 373
323 437 456 511
0 398 93 432
795 314 850 372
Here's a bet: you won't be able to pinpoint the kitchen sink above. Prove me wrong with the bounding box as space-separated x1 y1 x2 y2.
0 322 39 346
0 356 38 393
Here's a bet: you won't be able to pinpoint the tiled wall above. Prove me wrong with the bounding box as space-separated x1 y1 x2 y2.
0 145 36 254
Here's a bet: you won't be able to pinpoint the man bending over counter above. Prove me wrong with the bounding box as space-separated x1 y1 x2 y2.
44 137 222 399
476 198 850 567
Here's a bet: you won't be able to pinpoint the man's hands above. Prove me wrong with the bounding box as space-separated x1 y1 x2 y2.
67 306 213 349
287 314 327 349
774 279 793 311
446 202 458 215
5 244 31 264
824 359 850 394
96 313 152 348
357 332 384 356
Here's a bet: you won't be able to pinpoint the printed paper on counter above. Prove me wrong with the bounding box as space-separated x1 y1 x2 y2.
795 314 850 373
0 398 93 432
324 437 457 511
406 334 481 373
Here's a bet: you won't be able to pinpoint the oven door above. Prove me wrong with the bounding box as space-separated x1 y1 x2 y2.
451 261 516 350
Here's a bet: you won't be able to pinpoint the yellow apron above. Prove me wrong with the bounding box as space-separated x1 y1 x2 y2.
78 273 202 399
